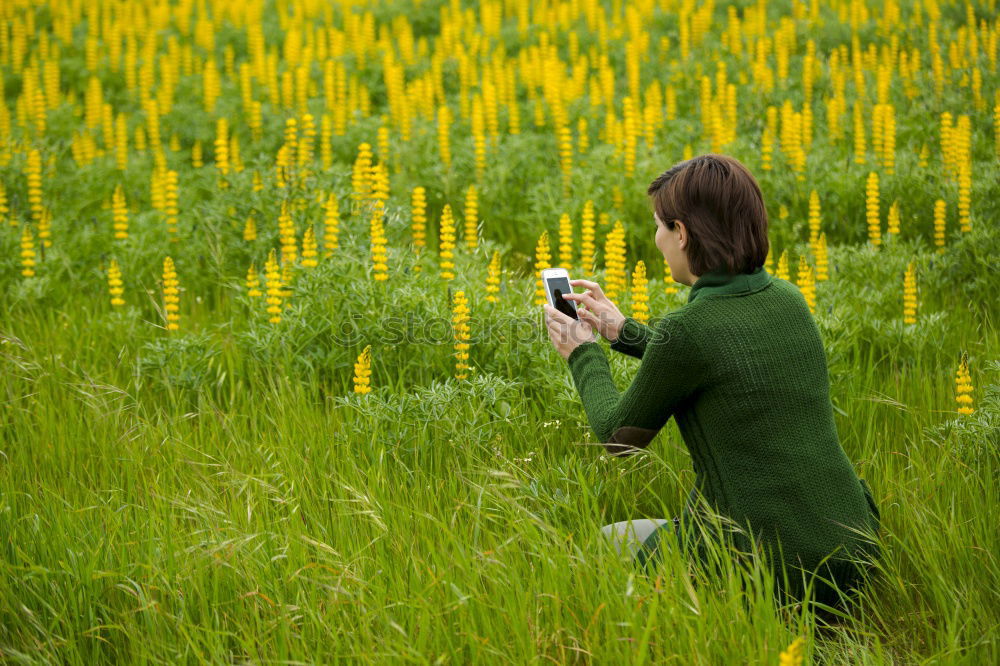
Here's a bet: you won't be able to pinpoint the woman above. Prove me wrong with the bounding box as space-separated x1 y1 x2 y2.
543 154 881 612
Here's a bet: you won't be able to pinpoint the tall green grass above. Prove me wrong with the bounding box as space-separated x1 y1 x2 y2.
2 227 997 662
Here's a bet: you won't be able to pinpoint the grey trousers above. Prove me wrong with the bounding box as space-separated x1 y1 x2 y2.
600 518 673 559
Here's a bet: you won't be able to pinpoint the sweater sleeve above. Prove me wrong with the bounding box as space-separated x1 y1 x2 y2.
608 316 657 359
566 314 705 455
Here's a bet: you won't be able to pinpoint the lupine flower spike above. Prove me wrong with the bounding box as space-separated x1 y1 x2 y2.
779 637 805 666
533 230 551 306
452 290 471 380
107 258 125 306
955 355 974 416
353 344 372 394
162 256 180 331
246 262 262 298
903 262 917 324
264 249 283 324
486 251 501 303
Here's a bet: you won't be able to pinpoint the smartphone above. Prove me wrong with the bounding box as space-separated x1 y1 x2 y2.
541 267 579 320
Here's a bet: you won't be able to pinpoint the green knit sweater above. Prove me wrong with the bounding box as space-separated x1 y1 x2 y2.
566 266 881 590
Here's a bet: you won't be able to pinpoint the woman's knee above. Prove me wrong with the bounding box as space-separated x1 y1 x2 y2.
599 519 671 559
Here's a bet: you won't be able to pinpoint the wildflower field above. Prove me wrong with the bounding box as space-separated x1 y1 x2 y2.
1 0 999 662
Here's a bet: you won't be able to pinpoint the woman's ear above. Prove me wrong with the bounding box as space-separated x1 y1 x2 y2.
675 220 688 249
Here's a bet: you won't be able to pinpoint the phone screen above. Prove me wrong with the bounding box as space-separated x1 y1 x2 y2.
546 276 579 320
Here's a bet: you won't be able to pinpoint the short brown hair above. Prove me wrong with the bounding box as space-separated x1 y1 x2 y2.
647 154 769 275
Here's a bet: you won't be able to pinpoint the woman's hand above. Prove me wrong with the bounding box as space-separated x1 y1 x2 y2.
544 304 597 360
560 279 628 343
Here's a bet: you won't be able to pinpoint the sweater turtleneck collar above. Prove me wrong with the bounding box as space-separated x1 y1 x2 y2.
687 265 772 303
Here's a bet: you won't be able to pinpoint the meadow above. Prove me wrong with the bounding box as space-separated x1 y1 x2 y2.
1 0 999 662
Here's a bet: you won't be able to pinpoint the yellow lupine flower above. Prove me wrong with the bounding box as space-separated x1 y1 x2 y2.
264 249 283 324
603 221 627 300
26 148 43 223
111 184 128 239
933 199 947 253
486 251 501 303
410 186 426 270
779 636 805 666
464 184 479 249
808 190 821 245
814 232 829 281
0 181 9 226
164 170 179 241
557 123 573 194
302 226 318 268
452 290 471 380
580 200 596 275
558 212 573 268
370 201 388 281
776 249 790 281
323 192 340 257
20 224 36 277
886 200 900 236
439 204 457 281
243 216 257 241
865 171 880 246
192 140 203 168
796 256 816 314
437 104 452 168
278 200 297 265
903 261 917 324
630 260 649 323
957 161 971 233
37 207 51 248
353 344 372 394
351 142 373 208
214 116 229 185
471 95 486 181
664 258 679 295
162 256 180 331
955 355 974 415
246 261 262 298
107 258 125 307
534 230 552 306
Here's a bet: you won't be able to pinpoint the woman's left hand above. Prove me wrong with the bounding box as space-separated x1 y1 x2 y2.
544 304 598 360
